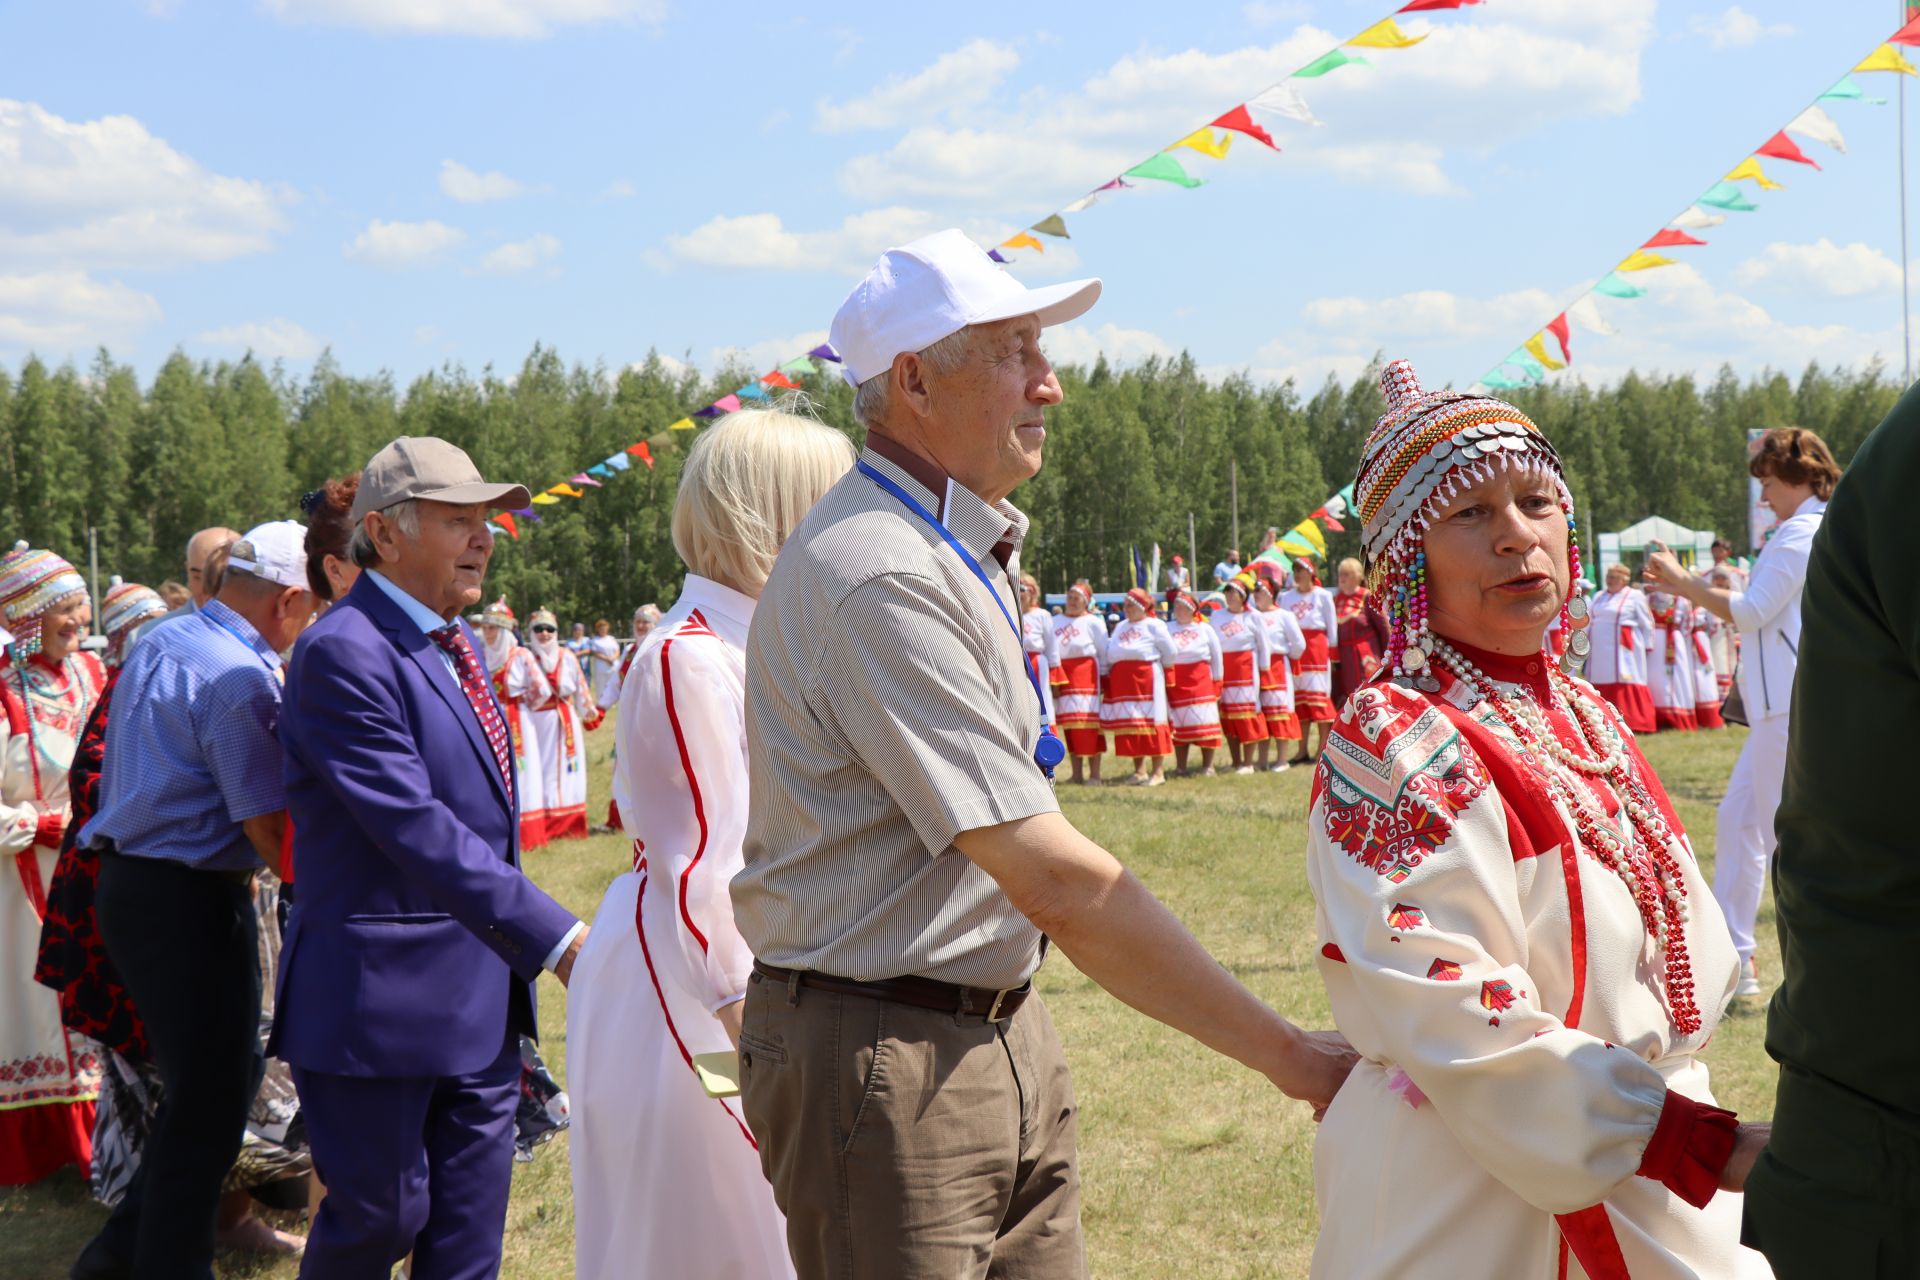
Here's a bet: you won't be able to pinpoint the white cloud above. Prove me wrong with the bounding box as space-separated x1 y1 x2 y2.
1301 285 1560 342
1734 239 1902 298
1688 6 1794 49
1044 322 1177 369
192 317 325 359
476 232 561 274
659 208 947 273
838 127 1141 208
439 159 525 203
816 39 1020 133
0 272 163 352
344 218 466 269
262 0 664 38
0 99 291 270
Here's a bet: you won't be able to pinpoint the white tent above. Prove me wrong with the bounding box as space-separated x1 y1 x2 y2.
1595 516 1717 577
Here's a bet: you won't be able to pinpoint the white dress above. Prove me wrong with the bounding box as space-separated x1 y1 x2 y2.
484 638 552 850
1584 589 1652 687
588 634 621 706
568 575 792 1280
523 643 596 841
1645 594 1699 727
1021 607 1061 722
1210 608 1270 733
1257 605 1307 715
1167 620 1224 741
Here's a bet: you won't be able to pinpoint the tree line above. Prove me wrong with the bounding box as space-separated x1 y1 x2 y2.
0 345 1902 624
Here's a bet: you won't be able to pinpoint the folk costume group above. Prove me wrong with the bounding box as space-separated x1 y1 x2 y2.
1 223 1823 1280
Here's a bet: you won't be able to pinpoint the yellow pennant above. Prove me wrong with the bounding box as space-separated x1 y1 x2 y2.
531 494 560 505
547 484 586 498
1856 44 1919 76
1724 157 1784 191
1616 251 1676 273
1524 334 1566 372
1291 517 1328 556
1171 128 1234 160
1348 17 1427 49
1000 232 1044 253
667 417 696 431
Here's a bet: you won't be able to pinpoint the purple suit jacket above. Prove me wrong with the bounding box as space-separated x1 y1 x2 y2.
270 572 577 1078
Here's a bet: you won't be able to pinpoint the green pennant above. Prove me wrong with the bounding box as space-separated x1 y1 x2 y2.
1594 272 1647 299
1295 48 1369 78
1124 153 1204 189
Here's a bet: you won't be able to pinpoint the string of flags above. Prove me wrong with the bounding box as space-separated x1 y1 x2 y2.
989 0 1484 265
1469 15 1920 393
1255 485 1355 574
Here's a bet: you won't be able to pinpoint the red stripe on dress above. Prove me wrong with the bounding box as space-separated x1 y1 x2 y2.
1555 1205 1630 1280
1559 831 1590 1031
634 870 758 1150
658 627 713 955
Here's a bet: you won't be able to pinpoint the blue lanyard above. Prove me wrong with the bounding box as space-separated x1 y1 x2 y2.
203 610 281 677
857 460 1066 778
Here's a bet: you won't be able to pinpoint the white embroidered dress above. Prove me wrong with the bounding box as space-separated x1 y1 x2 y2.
1021 606 1060 722
1305 650 1766 1280
568 575 792 1280
1584 588 1653 687
523 643 596 841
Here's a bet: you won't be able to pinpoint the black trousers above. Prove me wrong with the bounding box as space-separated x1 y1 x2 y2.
87 850 264 1280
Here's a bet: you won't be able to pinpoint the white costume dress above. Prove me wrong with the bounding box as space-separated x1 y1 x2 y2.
568 575 792 1280
1644 593 1699 732
1100 617 1175 756
1166 620 1224 746
1307 650 1767 1280
1585 587 1656 734
1279 584 1339 721
587 634 621 706
1021 606 1060 722
1051 612 1108 756
482 634 552 850
523 641 596 842
1210 608 1271 743
1257 604 1307 727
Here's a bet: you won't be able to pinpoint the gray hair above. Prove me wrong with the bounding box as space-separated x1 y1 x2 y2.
850 326 977 433
634 603 661 623
347 498 421 568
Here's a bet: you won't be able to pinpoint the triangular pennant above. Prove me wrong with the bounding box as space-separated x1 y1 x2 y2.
1756 130 1820 169
1786 105 1847 154
604 453 631 471
1295 48 1369 78
667 416 697 430
712 394 742 413
1892 14 1920 45
778 357 815 376
507 507 535 518
1348 17 1426 48
1170 128 1232 160
1671 206 1726 231
495 513 519 539
1290 517 1327 555
1479 369 1527 390
1398 0 1484 9
736 383 769 399
1616 250 1676 273
807 343 840 362
1000 232 1045 252
567 473 602 488
531 493 560 505
1724 157 1783 191
523 510 543 523
1820 75 1886 104
1211 104 1279 150
1856 44 1918 76
1523 333 1566 372
586 464 613 479
1509 351 1547 383
1546 313 1572 364
1061 193 1101 213
486 522 506 538
630 441 654 470
1594 272 1647 299
1643 229 1707 248
1248 83 1322 126
1568 296 1617 337
987 249 1009 263
761 370 802 389
548 484 586 498
1031 213 1070 238
1124 152 1204 187
692 404 724 419
1697 181 1760 212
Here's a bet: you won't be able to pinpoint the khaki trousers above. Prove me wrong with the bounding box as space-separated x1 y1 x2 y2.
739 968 1086 1279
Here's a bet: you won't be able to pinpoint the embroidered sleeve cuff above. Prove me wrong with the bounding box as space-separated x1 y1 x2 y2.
35 810 66 847
1637 1089 1738 1208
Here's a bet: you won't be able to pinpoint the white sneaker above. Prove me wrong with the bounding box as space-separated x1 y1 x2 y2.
1733 956 1762 998
1234 765 1256 775
1146 774 1166 787
1268 762 1290 773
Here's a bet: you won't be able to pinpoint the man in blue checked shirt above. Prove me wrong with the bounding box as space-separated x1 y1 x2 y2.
71 520 318 1280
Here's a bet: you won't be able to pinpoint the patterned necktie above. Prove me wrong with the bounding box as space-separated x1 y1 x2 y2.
429 623 515 803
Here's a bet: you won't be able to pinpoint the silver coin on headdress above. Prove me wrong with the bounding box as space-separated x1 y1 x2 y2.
1566 594 1590 623
1569 629 1592 657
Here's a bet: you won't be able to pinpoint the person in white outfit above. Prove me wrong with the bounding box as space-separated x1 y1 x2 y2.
1585 564 1657 734
1645 425 1840 998
1016 574 1060 726
567 408 855 1280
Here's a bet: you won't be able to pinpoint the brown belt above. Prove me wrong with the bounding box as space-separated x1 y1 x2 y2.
752 961 1031 1024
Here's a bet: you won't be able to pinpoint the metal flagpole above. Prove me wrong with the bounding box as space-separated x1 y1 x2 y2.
1230 460 1241 557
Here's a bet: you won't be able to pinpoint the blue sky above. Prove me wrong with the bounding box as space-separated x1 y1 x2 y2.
2 0 1916 393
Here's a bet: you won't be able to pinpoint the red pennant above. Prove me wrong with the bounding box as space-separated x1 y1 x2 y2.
495 512 518 540
1755 130 1820 169
760 370 802 389
1211 105 1278 151
1399 0 1484 9
1546 313 1572 365
626 441 655 469
1642 229 1707 249
1892 14 1920 45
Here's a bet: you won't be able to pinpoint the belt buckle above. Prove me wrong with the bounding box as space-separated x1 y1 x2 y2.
985 988 1011 1023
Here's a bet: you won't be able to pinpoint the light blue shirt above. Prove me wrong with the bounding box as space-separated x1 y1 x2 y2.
363 571 583 970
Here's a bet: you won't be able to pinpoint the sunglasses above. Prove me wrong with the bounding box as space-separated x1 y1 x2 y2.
531 625 558 634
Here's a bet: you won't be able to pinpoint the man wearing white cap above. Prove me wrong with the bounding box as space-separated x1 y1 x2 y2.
73 521 317 1280
733 230 1353 1278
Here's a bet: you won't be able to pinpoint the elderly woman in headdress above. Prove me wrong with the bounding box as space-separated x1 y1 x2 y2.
522 606 596 843
1305 361 1768 1278
1280 556 1338 764
1100 586 1176 786
1051 580 1109 785
1211 574 1271 773
1165 590 1224 776
476 598 551 850
1 544 107 1185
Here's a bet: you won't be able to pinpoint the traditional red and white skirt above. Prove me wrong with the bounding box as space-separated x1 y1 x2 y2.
1219 649 1268 744
1594 682 1657 735
1168 659 1223 748
1054 655 1105 756
1292 629 1335 722
1101 659 1171 757
1262 655 1301 741
1692 634 1724 729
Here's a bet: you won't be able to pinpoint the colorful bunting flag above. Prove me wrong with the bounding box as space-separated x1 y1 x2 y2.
495 513 519 539
1756 130 1820 169
1124 153 1204 188
507 507 535 518
761 370 802 389
1509 351 1547 382
567 473 602 487
1000 232 1045 252
1820 75 1886 104
1594 272 1647 299
693 404 723 419
988 249 1009 263
1348 17 1426 48
1211 105 1278 150
1697 182 1760 211
1523 334 1565 372
668 416 697 430
777 357 815 376
1031 214 1070 238
1643 229 1707 249
1248 84 1322 127
548 484 586 498
736 383 769 399
1479 370 1527 390
604 453 631 471
1671 206 1726 231
1545 313 1572 364
1616 250 1676 273
1170 128 1233 160
807 344 840 362
712 394 742 413
1296 48 1369 78
1568 296 1617 337
1855 44 1918 76
532 494 560 505
1786 105 1848 154
1892 14 1920 45
1060 194 1101 214
629 441 654 469
586 464 613 479
1399 0 1483 9
1724 157 1783 191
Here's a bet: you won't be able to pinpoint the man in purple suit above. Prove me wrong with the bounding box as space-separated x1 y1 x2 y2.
273 437 588 1278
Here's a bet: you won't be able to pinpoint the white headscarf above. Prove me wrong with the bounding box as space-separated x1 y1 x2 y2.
480 623 515 673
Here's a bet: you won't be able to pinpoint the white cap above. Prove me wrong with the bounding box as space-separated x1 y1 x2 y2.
829 228 1101 386
227 520 310 591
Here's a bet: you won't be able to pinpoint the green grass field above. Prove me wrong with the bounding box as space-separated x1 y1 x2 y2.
1 723 1769 1280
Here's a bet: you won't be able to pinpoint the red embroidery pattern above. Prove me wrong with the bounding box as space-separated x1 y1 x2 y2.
1427 958 1463 981
1387 903 1426 931
1319 697 1491 884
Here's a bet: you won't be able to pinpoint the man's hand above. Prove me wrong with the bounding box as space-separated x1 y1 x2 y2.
1262 1027 1359 1120
1641 549 1696 596
554 925 589 987
715 999 745 1051
1719 1121 1770 1192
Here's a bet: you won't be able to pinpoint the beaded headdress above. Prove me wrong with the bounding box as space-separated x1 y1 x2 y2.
1353 360 1582 682
101 579 166 663
0 542 88 659
481 596 516 629
529 607 559 631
